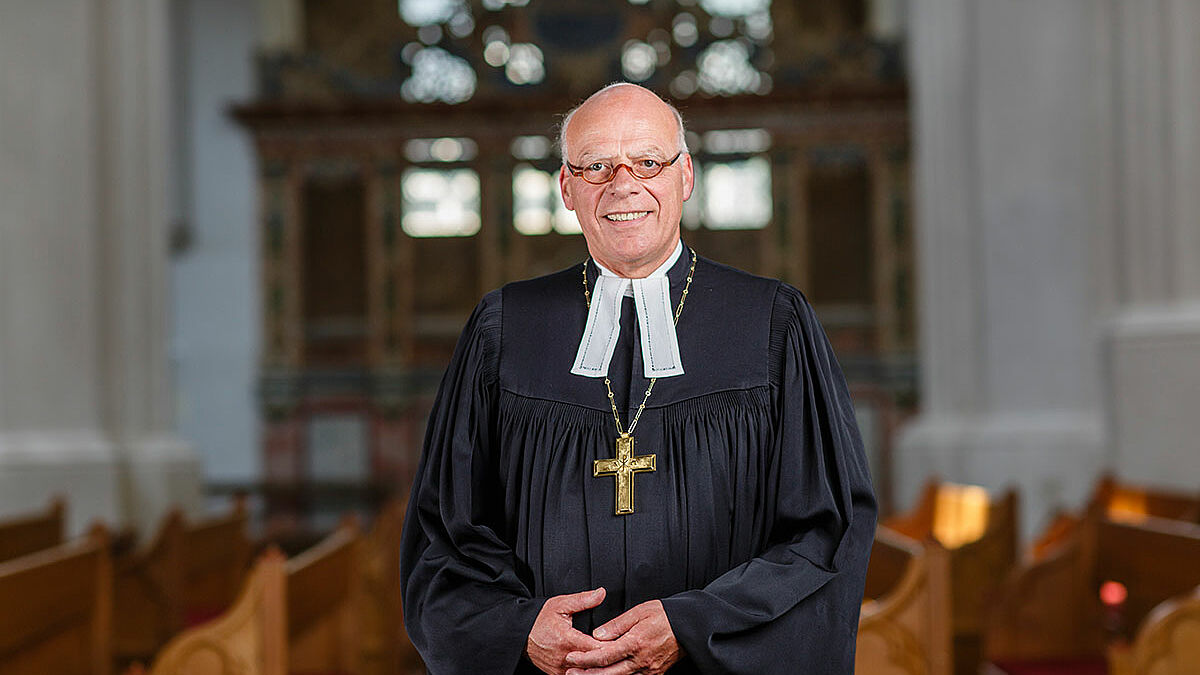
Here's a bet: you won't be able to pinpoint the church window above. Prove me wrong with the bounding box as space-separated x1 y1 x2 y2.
398 0 465 27
513 164 579 236
505 43 546 85
686 129 773 230
698 0 771 18
401 168 481 237
697 40 769 96
702 128 771 154
405 137 478 163
510 135 552 161
482 26 511 67
709 16 735 38
672 13 700 48
670 70 701 98
482 0 529 9
401 47 476 104
621 40 658 81
743 10 773 41
700 157 771 229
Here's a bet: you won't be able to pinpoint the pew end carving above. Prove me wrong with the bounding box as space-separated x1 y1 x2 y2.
1108 585 1200 675
136 548 287 675
857 526 953 675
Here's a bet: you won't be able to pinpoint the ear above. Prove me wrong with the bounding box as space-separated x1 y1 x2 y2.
558 165 576 211
680 153 695 202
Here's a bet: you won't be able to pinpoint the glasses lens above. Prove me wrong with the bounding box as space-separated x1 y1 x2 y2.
584 165 612 183
631 162 664 180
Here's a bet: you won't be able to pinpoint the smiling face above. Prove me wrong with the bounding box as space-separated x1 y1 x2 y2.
559 85 694 278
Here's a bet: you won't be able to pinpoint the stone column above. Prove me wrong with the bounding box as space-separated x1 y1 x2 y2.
0 0 200 535
1105 0 1200 487
899 0 1114 535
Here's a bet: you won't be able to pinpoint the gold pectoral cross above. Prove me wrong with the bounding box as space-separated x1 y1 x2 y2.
593 433 656 515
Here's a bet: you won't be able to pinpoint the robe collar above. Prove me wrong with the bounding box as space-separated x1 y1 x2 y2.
571 241 686 379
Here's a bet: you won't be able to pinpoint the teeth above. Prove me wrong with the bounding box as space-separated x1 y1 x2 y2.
605 211 650 222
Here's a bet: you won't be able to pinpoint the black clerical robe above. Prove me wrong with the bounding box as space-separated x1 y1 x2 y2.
400 247 877 674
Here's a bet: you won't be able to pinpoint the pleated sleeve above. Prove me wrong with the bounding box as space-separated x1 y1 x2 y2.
660 284 878 674
399 290 545 675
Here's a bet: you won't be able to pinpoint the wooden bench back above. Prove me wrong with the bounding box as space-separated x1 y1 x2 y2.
112 510 186 667
138 549 287 675
985 507 1200 664
0 529 111 675
0 497 65 565
359 497 422 675
1095 516 1200 635
1092 474 1200 524
885 480 1018 553
286 523 362 675
885 480 1019 674
181 498 251 623
857 526 953 675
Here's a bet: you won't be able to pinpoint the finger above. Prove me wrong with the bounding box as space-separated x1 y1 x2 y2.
565 636 633 668
566 657 639 675
551 587 607 615
592 604 644 640
557 626 606 652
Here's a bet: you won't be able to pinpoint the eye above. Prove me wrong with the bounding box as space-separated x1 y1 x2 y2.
586 162 607 172
637 158 662 169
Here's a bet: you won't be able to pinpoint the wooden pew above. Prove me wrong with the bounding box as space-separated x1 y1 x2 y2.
112 510 186 669
0 528 112 675
1108 585 1200 675
111 499 252 668
857 526 953 675
134 523 363 675
133 548 287 675
885 480 1019 675
287 522 362 675
1089 473 1200 525
358 497 423 675
984 507 1200 674
0 496 65 564
181 497 253 627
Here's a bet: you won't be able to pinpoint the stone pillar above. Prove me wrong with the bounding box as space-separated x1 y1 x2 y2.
101 0 203 536
1105 0 1200 487
898 0 1114 535
0 0 201 535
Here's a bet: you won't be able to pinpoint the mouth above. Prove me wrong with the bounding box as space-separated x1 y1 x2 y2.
604 211 651 222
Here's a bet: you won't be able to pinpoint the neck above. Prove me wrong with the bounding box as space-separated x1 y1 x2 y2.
593 242 680 279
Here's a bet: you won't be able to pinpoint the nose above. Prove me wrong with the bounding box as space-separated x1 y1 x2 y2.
605 163 641 196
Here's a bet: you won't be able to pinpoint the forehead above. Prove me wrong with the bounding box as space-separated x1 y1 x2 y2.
566 90 678 157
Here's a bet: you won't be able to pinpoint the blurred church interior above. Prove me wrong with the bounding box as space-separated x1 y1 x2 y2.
1 0 1198 673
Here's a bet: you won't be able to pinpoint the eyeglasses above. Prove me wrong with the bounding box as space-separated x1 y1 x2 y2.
564 152 683 185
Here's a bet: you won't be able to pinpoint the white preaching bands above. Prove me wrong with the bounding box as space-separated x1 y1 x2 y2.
571 241 686 380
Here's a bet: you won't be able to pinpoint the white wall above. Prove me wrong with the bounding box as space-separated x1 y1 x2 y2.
170 0 261 482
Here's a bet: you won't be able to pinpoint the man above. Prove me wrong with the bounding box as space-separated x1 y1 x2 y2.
400 83 876 675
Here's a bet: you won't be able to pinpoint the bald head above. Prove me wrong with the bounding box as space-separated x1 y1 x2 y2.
559 83 688 163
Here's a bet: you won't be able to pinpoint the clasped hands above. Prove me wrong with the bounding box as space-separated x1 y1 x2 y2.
526 587 683 675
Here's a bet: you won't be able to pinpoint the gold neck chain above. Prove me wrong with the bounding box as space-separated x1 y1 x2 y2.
582 249 698 437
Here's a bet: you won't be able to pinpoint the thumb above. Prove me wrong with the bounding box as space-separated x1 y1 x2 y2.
553 587 606 614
